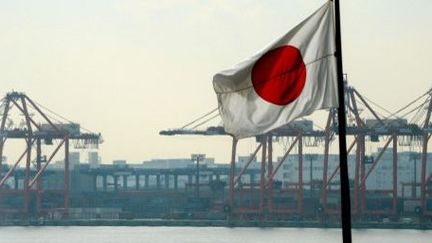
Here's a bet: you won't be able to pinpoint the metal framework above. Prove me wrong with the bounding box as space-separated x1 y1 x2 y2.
0 92 100 218
160 83 432 219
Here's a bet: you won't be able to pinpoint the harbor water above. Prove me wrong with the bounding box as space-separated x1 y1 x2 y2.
0 226 431 243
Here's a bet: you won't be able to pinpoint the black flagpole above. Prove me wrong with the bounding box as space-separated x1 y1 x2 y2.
333 0 353 242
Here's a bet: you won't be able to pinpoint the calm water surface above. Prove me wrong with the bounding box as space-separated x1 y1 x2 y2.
0 226 430 243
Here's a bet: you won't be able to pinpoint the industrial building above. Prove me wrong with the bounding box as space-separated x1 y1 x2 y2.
2 84 432 225
0 150 431 221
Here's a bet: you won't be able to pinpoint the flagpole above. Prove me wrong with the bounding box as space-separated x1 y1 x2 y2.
333 0 353 242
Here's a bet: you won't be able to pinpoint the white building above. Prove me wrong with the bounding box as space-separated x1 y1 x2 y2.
140 156 215 169
51 151 80 170
88 151 100 168
238 155 259 169
275 148 432 196
69 152 80 170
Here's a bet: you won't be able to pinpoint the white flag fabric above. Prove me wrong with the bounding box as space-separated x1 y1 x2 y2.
213 1 337 139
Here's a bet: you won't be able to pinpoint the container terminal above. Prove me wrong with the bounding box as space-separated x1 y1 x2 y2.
1 83 432 228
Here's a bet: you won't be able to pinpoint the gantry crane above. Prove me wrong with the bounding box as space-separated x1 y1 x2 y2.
0 91 101 218
160 81 432 220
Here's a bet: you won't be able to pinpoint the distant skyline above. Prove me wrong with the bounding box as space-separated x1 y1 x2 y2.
1 0 431 163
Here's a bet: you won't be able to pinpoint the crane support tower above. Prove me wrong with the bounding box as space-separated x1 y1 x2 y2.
0 91 101 218
161 79 432 220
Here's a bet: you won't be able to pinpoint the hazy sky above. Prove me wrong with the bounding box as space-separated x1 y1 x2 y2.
1 0 432 164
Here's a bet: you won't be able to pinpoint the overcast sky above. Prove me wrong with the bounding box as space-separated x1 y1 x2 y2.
1 0 431 163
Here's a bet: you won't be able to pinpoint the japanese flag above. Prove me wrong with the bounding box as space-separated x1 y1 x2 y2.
213 1 337 139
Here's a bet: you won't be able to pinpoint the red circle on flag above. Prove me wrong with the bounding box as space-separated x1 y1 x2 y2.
251 45 306 105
